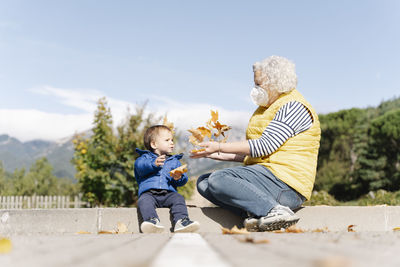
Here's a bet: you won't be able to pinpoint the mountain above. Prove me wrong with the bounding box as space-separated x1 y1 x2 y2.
0 126 247 179
0 134 76 179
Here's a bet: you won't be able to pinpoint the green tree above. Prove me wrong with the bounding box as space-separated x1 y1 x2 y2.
73 97 118 206
2 158 78 196
353 109 400 194
73 98 160 207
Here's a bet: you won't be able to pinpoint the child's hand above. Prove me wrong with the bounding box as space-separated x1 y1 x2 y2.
155 155 166 167
170 172 182 180
169 164 187 180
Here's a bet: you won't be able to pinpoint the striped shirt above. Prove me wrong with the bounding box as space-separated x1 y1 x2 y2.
248 101 313 158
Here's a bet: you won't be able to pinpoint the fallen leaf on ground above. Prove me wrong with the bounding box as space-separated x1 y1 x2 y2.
238 236 270 244
117 222 128 234
221 225 249 235
347 225 356 232
273 226 305 233
0 238 12 254
98 230 115 234
76 231 91 234
393 227 400 231
312 227 330 233
169 164 188 177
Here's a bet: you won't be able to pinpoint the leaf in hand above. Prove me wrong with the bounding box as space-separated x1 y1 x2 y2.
191 148 206 153
169 164 188 179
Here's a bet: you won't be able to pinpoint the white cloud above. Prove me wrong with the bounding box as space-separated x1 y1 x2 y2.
1 86 251 142
0 108 92 141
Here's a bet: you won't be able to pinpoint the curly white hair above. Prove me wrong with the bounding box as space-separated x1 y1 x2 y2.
253 55 297 93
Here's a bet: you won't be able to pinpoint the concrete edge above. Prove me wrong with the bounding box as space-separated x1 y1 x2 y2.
1 206 400 234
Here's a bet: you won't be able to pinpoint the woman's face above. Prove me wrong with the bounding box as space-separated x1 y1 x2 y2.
253 70 280 107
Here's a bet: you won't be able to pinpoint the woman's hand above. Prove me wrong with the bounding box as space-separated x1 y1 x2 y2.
189 141 219 158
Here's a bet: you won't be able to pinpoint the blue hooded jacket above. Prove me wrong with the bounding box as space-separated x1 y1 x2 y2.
134 148 188 196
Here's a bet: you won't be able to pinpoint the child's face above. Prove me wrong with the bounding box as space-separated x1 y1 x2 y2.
151 129 174 155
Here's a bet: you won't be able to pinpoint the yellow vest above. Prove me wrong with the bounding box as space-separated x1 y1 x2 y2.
243 89 321 200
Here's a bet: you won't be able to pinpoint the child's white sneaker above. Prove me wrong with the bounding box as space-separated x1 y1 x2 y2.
258 205 299 231
174 217 200 233
140 218 165 233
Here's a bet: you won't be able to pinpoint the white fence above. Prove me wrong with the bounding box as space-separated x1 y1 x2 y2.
0 195 87 209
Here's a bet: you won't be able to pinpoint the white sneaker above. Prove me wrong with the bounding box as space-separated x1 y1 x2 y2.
244 216 259 232
258 205 299 231
174 217 200 233
140 218 165 233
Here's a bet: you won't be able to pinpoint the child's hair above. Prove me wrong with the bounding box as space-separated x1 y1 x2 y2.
143 125 172 151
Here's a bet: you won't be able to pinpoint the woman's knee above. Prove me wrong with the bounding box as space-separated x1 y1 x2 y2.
196 173 210 195
208 170 228 194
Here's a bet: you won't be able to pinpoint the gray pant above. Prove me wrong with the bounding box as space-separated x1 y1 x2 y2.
197 164 305 217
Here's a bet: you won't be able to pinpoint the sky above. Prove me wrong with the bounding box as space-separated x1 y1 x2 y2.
0 0 399 142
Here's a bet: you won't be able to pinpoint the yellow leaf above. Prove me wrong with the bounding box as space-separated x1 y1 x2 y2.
117 222 128 234
76 231 91 234
211 110 218 123
0 238 12 254
197 127 212 139
169 164 188 177
393 227 400 231
347 224 356 232
285 226 304 233
191 148 206 153
98 230 115 234
221 225 249 235
188 128 204 143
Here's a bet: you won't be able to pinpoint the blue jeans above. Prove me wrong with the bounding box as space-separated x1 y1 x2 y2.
197 164 305 218
138 190 188 224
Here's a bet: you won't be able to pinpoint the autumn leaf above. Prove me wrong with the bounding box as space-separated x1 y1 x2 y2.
239 236 270 244
312 227 329 233
98 230 115 234
189 135 200 146
197 126 212 139
285 226 304 233
0 238 12 254
211 110 218 123
221 225 249 235
188 128 204 143
347 225 356 232
393 227 400 231
76 231 91 234
212 121 231 138
273 226 305 233
169 164 188 178
117 222 128 234
191 148 206 153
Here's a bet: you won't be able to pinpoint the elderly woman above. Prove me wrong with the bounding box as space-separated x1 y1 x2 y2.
191 56 321 231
